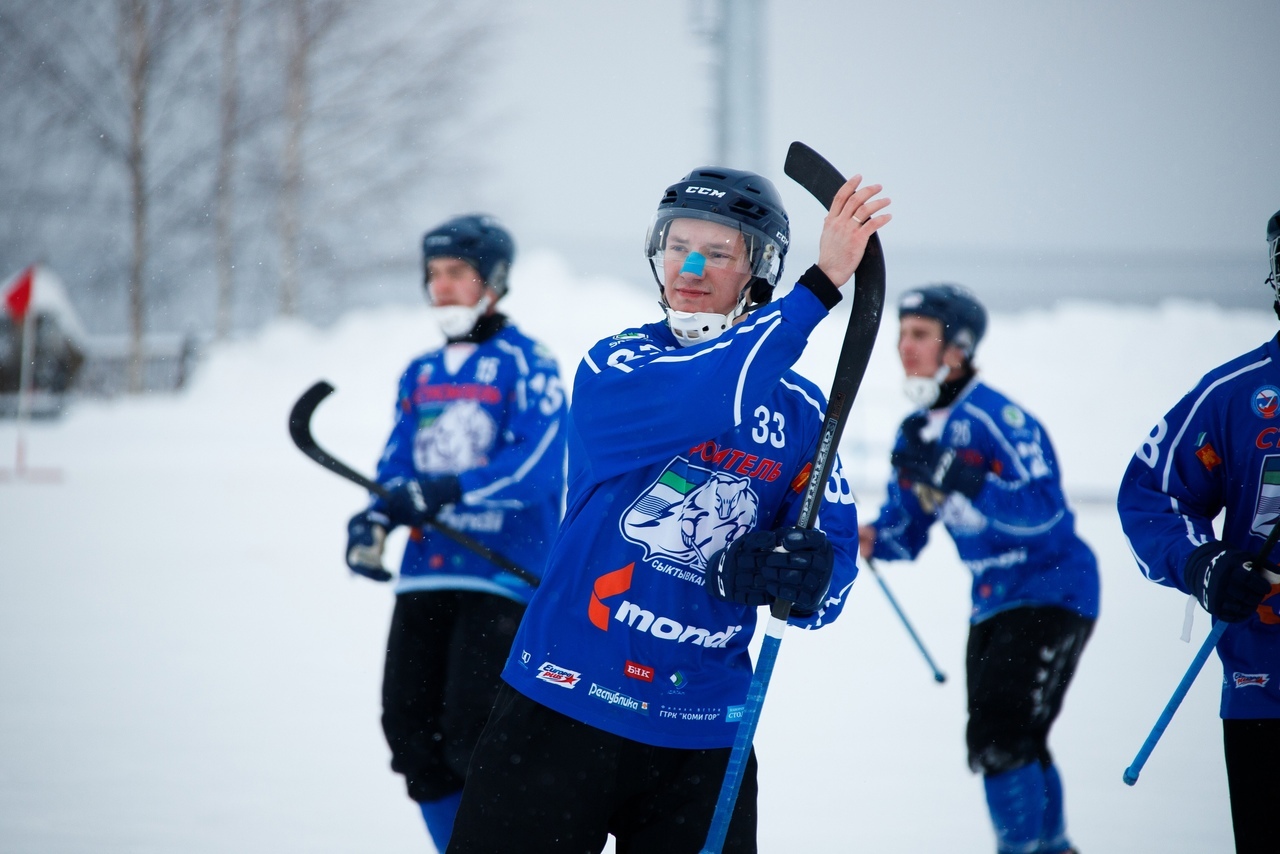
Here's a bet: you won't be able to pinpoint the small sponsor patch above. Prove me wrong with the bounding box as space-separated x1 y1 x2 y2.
790 463 813 494
588 683 649 715
1195 442 1223 471
611 332 646 343
1253 386 1280 419
725 704 745 723
1232 672 1270 689
1001 405 1025 429
536 662 581 689
624 660 654 682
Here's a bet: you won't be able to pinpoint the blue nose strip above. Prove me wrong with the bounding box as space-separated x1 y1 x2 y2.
680 252 707 276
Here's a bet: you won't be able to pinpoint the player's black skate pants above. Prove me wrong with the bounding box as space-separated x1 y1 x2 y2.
965 605 1093 775
1224 717 1280 854
449 683 758 853
381 589 525 803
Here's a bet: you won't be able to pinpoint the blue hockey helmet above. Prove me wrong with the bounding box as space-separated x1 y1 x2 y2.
897 284 987 359
422 214 515 299
1267 209 1280 318
644 166 790 306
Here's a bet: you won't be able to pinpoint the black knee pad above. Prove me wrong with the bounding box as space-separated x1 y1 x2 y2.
967 733 1046 776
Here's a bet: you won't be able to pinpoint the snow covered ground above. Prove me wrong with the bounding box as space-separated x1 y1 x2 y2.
1 250 1274 852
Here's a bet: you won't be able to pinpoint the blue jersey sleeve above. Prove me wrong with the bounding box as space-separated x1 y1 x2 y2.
870 477 937 562
572 286 831 482
1118 383 1225 593
370 366 421 510
457 343 566 510
958 401 1072 542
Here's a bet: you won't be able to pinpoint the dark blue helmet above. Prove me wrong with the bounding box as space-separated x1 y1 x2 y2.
898 284 987 358
645 166 790 305
1267 209 1280 318
422 214 515 298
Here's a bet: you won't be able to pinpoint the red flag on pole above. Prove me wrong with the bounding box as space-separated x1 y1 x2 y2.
3 265 34 322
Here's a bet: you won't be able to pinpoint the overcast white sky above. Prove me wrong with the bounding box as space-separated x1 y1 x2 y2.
467 0 1278 265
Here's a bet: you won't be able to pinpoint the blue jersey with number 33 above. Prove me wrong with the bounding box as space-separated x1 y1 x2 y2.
500 283 860 750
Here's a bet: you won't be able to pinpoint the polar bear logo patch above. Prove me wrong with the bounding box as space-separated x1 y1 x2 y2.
621 458 759 570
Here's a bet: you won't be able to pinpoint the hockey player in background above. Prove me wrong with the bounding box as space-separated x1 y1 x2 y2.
447 167 890 853
1117 210 1280 854
859 285 1098 854
343 214 566 851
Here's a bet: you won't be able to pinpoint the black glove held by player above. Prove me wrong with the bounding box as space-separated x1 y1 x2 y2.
890 415 985 500
1182 541 1274 622
346 511 392 582
382 475 463 529
707 527 835 614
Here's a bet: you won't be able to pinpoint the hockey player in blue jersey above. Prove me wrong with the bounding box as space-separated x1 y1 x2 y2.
343 214 566 852
447 167 891 853
859 285 1098 854
1117 210 1280 854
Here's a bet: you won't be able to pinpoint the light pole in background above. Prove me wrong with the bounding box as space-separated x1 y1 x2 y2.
692 0 767 174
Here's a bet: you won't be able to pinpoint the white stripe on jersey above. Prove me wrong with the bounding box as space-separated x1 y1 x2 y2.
1160 356 1271 493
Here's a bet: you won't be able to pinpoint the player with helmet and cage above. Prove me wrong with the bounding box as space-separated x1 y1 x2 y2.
1117 210 1280 854
342 214 567 851
858 285 1098 854
446 167 890 852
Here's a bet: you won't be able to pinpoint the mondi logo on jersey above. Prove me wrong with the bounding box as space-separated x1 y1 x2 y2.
588 563 742 648
620 457 759 571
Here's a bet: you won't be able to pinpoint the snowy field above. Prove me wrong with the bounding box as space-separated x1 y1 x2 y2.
1 250 1274 853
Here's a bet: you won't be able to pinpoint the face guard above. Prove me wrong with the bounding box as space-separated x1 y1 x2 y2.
1268 233 1280 305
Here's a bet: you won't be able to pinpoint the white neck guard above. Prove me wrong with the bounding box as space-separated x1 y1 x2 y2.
430 296 491 340
664 292 748 347
902 365 951 408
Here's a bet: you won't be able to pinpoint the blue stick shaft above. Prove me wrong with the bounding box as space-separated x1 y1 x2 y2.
1123 620 1228 785
700 617 786 854
868 561 947 683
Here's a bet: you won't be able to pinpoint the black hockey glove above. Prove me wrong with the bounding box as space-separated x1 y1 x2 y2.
707 527 835 614
890 415 985 500
1182 541 1274 622
382 475 463 529
346 511 392 582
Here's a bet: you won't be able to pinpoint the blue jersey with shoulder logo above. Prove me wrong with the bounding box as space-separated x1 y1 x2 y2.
868 379 1099 623
1118 334 1280 719
500 284 860 750
372 320 566 603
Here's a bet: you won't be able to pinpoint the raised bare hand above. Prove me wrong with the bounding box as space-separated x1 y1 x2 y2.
816 175 891 287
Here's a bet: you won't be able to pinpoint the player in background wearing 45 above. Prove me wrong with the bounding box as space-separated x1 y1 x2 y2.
447 167 889 853
1117 210 1280 854
858 286 1098 854
343 214 566 852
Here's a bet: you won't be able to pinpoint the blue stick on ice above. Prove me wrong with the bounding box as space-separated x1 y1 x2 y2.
1123 521 1280 786
1122 619 1228 785
700 613 786 854
866 557 947 683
